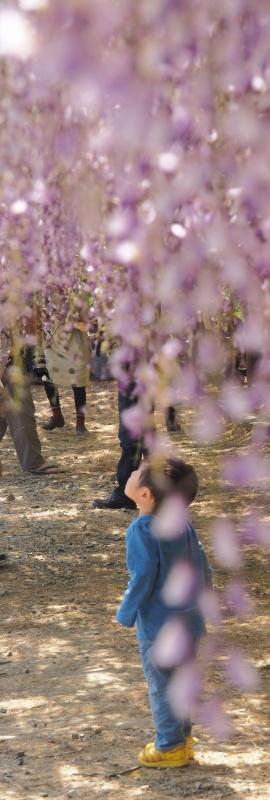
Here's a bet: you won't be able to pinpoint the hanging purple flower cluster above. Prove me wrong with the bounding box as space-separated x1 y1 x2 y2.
1 0 270 736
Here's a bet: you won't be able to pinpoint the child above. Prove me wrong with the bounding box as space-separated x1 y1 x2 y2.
116 455 213 768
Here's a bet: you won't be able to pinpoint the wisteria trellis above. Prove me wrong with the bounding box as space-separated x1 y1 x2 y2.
1 0 270 735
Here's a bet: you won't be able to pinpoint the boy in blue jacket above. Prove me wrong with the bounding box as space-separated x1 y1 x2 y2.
116 455 213 768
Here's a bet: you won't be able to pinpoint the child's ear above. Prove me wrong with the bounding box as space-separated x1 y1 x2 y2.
139 486 154 504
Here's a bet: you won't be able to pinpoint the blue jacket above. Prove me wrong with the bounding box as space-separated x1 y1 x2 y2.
116 514 213 641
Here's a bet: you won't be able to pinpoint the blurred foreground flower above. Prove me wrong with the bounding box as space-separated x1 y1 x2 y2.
167 662 201 720
225 580 254 618
241 512 270 548
120 405 147 439
192 398 224 443
199 699 232 741
153 619 191 669
222 453 270 488
162 561 196 606
1 0 270 744
199 588 222 625
0 9 36 58
225 650 260 692
152 495 186 539
211 519 242 569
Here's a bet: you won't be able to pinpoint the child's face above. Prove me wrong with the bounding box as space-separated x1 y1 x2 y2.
125 464 144 504
125 463 155 514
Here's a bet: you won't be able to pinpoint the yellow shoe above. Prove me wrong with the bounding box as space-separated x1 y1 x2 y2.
138 741 190 768
186 736 198 759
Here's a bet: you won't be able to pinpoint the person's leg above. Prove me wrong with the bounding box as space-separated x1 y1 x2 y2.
25 346 34 376
3 366 46 471
42 382 65 430
116 386 146 495
1 364 63 474
43 381 61 407
92 384 145 509
0 385 9 443
73 386 87 436
246 352 261 386
115 438 142 498
139 640 188 751
165 406 181 432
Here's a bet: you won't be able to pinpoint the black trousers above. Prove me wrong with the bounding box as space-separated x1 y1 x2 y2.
113 385 148 500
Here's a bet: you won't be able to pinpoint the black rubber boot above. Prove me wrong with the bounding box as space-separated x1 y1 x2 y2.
76 414 88 436
92 494 136 510
42 412 65 430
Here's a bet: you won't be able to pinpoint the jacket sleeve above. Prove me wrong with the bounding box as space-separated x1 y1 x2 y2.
116 517 159 628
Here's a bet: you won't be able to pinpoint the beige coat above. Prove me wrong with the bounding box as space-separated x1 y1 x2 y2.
44 326 90 388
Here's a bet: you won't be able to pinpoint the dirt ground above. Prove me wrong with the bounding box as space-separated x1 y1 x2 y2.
0 381 269 800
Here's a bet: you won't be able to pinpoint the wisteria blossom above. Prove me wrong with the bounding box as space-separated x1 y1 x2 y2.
1 0 270 737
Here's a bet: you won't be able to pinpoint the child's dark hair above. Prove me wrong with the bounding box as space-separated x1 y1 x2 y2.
138 456 198 511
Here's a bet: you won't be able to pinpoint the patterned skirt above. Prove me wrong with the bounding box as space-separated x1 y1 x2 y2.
44 328 90 388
